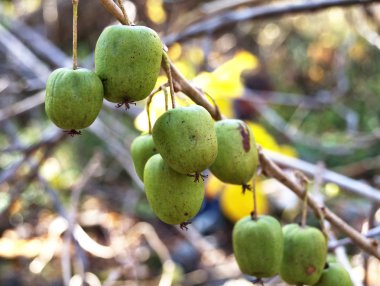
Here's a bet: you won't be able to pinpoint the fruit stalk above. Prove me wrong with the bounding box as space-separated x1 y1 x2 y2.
301 186 309 227
163 52 176 109
251 180 258 221
72 0 79 70
117 0 132 25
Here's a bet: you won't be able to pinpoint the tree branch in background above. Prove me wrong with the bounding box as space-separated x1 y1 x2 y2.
163 0 379 45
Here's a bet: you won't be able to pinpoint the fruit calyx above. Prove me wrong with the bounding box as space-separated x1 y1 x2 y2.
115 98 137 110
180 221 191 231
187 172 208 183
242 183 252 194
252 278 264 286
63 129 82 137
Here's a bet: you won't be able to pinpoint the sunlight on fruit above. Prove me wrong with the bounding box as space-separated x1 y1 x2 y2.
146 0 166 24
324 182 340 197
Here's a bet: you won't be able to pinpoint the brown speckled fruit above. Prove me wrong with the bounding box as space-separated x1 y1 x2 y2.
210 119 258 185
280 224 327 285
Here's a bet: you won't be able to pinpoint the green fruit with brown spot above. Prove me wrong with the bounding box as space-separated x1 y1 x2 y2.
314 262 352 286
45 68 103 130
94 25 163 103
152 105 218 175
280 224 327 285
233 215 283 278
131 134 157 181
144 154 204 225
210 119 258 185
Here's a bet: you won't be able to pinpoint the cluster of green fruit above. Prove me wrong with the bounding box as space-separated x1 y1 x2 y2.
45 24 163 134
233 216 352 285
131 108 259 228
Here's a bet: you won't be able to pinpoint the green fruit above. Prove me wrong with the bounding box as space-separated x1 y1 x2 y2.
94 25 163 103
45 68 103 130
152 105 218 175
233 215 283 278
131 134 157 181
314 262 352 286
144 154 204 225
210 119 258 185
280 224 327 285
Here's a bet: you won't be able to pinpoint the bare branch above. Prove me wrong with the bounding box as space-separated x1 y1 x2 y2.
259 147 380 260
163 0 380 45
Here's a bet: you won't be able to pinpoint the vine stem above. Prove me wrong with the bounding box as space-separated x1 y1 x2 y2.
117 0 132 25
72 0 79 70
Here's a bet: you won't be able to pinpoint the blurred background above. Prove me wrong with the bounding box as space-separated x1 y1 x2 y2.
1 0 380 285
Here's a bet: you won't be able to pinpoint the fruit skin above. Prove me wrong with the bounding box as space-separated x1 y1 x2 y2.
45 68 103 130
209 119 258 185
94 25 163 103
144 154 205 225
131 134 157 181
152 105 218 174
280 224 327 285
232 215 283 278
314 262 352 286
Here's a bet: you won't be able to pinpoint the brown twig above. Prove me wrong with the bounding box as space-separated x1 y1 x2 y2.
117 0 132 25
259 147 380 259
99 0 128 25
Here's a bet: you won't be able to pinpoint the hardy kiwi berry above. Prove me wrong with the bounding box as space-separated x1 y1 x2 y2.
314 262 352 286
210 119 258 186
94 25 162 105
233 215 283 278
280 224 327 285
143 154 204 225
152 105 218 176
45 68 103 131
131 134 157 181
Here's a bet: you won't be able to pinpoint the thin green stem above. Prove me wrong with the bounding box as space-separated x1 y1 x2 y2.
117 0 132 25
72 0 79 70
301 184 309 228
162 52 176 109
251 179 257 221
162 85 169 111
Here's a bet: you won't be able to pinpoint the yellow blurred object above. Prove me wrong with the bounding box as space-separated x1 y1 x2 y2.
220 180 268 223
192 51 259 118
168 43 182 61
246 121 298 158
146 0 166 24
206 174 268 223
